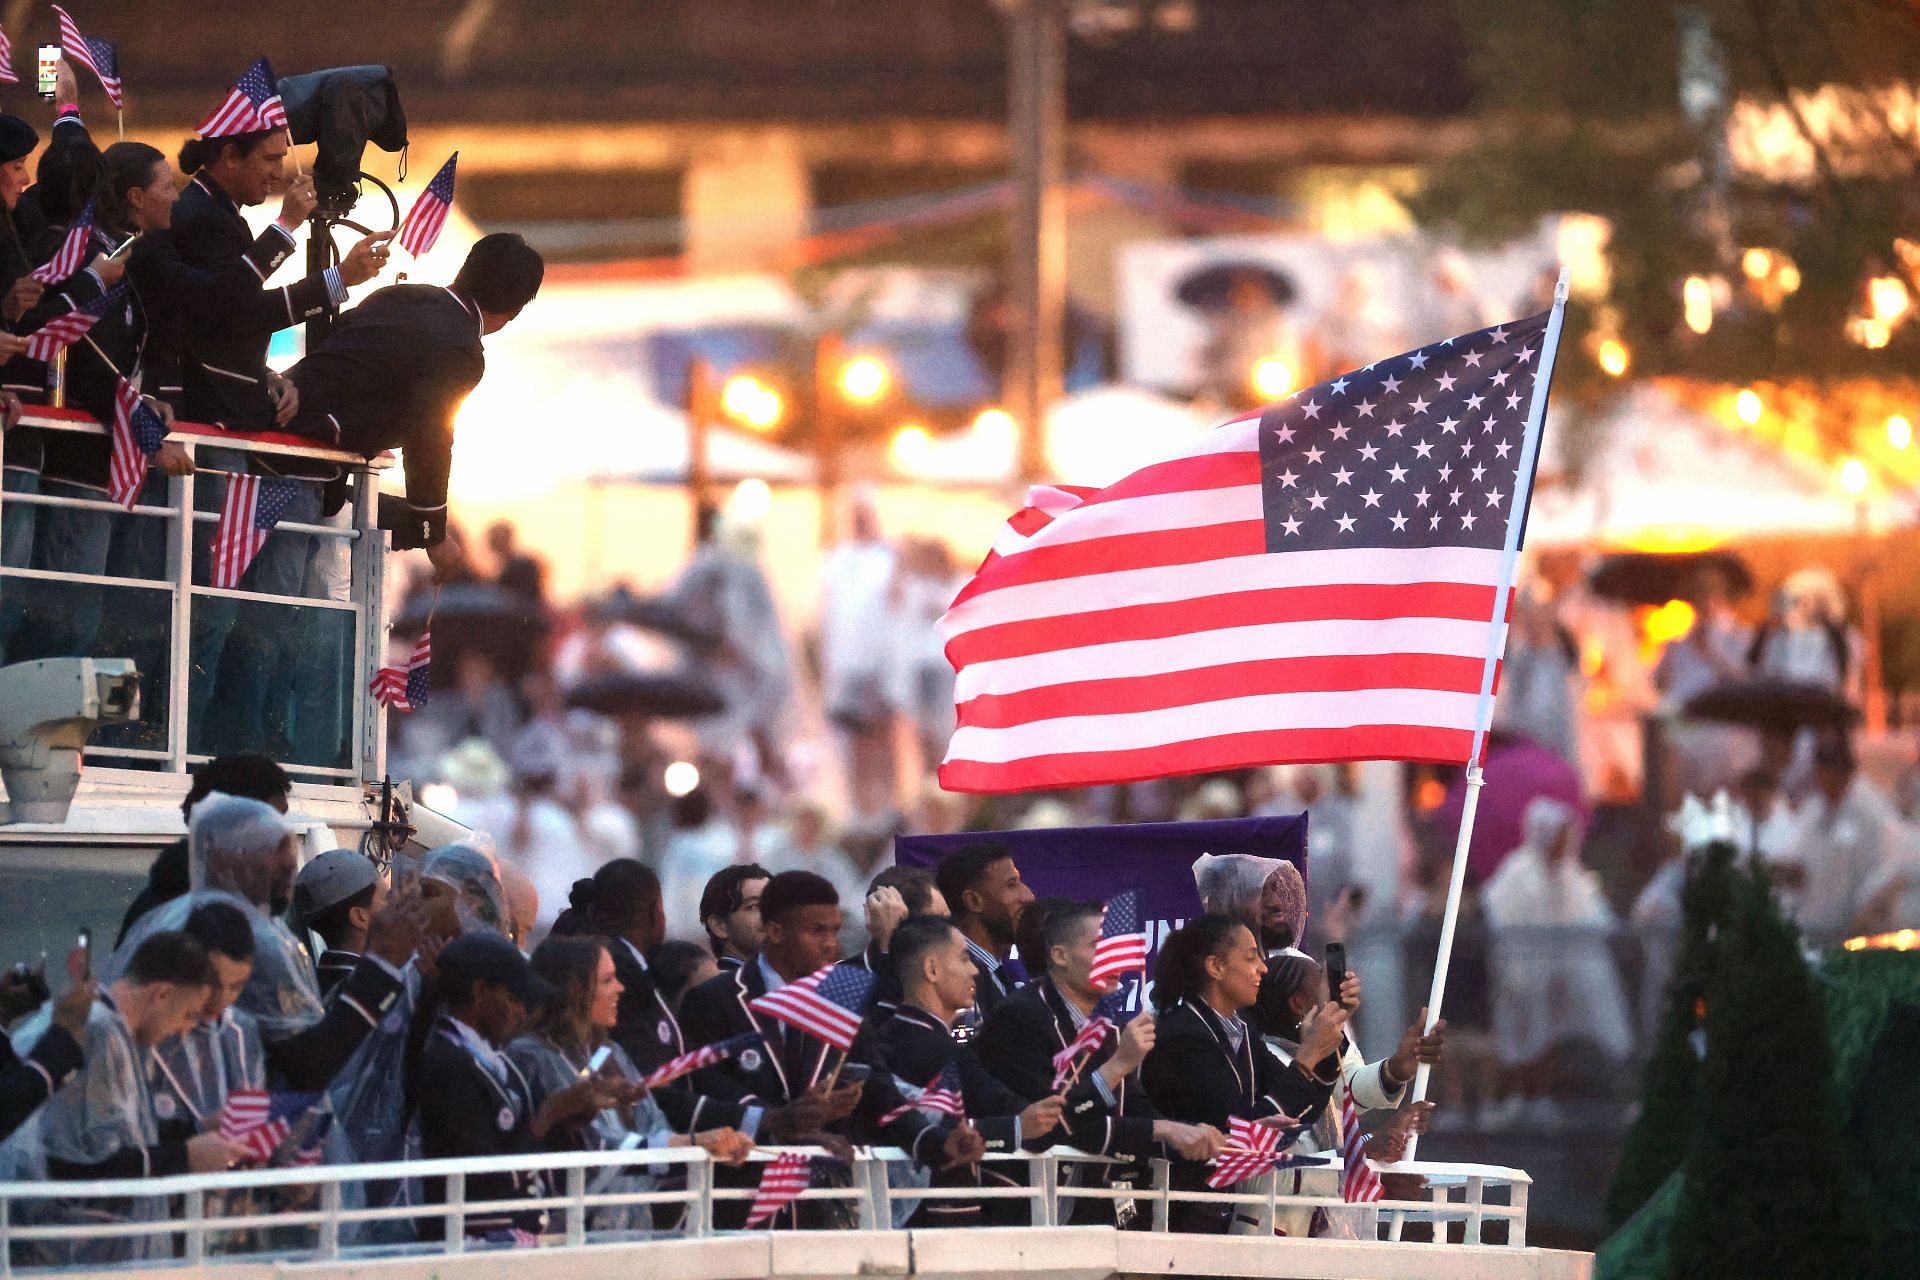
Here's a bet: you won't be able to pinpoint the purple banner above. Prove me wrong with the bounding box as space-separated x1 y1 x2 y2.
896 815 1307 1008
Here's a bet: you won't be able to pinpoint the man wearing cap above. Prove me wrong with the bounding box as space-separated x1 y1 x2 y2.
415 932 619 1241
293 850 386 1001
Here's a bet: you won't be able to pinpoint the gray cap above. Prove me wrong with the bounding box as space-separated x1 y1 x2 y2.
293 849 380 918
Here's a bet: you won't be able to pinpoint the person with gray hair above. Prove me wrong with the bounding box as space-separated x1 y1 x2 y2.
111 793 427 1094
1191 852 1308 954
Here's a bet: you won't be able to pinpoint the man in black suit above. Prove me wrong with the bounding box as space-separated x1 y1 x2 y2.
873 916 1079 1226
848 864 948 1018
166 127 389 761
974 901 1228 1223
934 844 1034 1032
286 232 544 578
679 871 981 1223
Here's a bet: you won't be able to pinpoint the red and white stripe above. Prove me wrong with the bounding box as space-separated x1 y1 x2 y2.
1207 1115 1285 1188
23 309 103 361
107 379 148 508
31 221 91 286
219 1090 286 1163
1049 1016 1112 1089
0 28 16 85
937 416 1510 793
211 474 270 589
743 1151 812 1228
1339 1087 1383 1203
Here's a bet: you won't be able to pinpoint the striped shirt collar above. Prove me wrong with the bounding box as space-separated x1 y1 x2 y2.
964 936 1005 979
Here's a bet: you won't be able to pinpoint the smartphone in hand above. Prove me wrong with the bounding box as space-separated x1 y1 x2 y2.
36 46 58 103
1324 942 1347 1007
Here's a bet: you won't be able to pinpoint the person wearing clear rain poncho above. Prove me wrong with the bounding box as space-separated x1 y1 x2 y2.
1192 851 1310 956
111 794 425 1092
507 936 753 1238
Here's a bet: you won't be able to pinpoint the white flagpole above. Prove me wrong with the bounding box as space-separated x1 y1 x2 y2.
1397 269 1570 1171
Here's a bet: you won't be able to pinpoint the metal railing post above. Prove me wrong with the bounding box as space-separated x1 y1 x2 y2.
318 1179 342 1260
348 468 384 783
445 1171 465 1253
687 1154 712 1238
867 1152 893 1231
1150 1159 1171 1233
1033 1153 1058 1227
184 1188 206 1266
1255 1168 1276 1236
2 1187 12 1279
853 1152 878 1230
1510 1179 1528 1248
166 460 194 772
565 1166 586 1247
1464 1175 1484 1245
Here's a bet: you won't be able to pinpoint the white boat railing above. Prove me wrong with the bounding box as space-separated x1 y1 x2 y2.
0 1143 1532 1274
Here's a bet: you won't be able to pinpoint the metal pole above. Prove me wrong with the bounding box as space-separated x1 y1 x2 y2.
687 357 712 542
815 332 844 546
1007 0 1067 483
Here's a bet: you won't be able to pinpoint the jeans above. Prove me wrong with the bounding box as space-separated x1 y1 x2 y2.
11 478 116 662
188 454 331 764
0 469 38 663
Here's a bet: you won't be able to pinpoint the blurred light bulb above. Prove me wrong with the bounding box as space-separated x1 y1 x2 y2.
721 375 783 431
1734 389 1763 425
1778 262 1801 293
1683 275 1714 335
1741 248 1771 279
663 761 701 798
838 355 891 406
1868 275 1911 323
730 477 773 523
1887 414 1913 450
419 783 459 813
1597 339 1630 377
1250 357 1295 400
890 424 933 472
1840 456 1870 497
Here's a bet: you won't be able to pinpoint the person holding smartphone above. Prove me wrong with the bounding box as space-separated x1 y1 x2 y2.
0 947 96 1144
506 936 752 1238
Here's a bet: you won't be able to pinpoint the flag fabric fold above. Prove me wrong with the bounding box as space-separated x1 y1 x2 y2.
210 474 300 589
53 6 119 107
219 1089 324 1164
107 377 169 508
638 1030 764 1091
0 28 18 85
1207 1114 1287 1188
370 629 433 711
23 283 126 362
198 58 287 138
748 963 876 1053
1339 1086 1384 1203
743 1151 812 1228
880 1062 966 1125
30 200 93 285
1088 890 1149 986
938 313 1558 794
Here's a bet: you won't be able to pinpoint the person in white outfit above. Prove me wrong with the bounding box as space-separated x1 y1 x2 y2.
819 492 903 825
1481 796 1633 1131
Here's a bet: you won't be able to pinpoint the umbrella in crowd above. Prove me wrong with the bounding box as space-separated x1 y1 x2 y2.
1172 261 1299 309
587 588 725 650
393 582 544 634
1585 549 1753 607
563 670 727 720
1682 679 1859 733
1431 731 1586 888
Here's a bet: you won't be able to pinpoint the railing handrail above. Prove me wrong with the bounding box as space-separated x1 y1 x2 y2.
16 405 393 470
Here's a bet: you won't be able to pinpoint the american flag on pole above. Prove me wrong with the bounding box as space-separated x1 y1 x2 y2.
0 28 17 85
369 629 433 711
52 6 119 107
1339 1086 1384 1203
197 57 287 138
1207 1114 1286 1189
749 963 876 1053
1088 890 1149 986
638 1030 764 1090
219 1089 323 1163
30 200 94 285
108 377 169 508
210 474 300 589
937 309 1563 793
396 153 457 257
22 283 125 362
880 1062 967 1124
1050 1011 1113 1089
743 1151 813 1228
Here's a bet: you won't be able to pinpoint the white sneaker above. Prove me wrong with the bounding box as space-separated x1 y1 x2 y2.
1478 1096 1526 1131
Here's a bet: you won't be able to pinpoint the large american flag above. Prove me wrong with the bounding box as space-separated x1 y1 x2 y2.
108 377 168 508
210 474 299 589
30 200 94 285
52 6 119 108
396 153 457 257
369 629 433 712
639 1030 764 1090
1339 1086 1384 1203
1088 890 1148 986
23 284 125 362
197 58 287 138
743 1151 813 1228
881 1062 967 1124
749 963 876 1053
219 1089 323 1164
938 311 1560 793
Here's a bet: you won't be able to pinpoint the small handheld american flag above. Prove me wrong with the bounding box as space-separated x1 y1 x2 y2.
370 629 433 712
210 474 300 589
108 377 169 509
396 153 457 257
31 200 95 286
743 1151 813 1228
0 27 17 85
638 1030 764 1090
1050 1014 1113 1090
880 1062 966 1124
219 1089 323 1164
23 283 126 362
52 6 119 108
1088 890 1149 987
1339 1086 1384 1203
749 963 876 1053
198 58 287 138
1206 1114 1288 1188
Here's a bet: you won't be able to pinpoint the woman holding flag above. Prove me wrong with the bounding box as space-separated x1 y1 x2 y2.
506 936 751 1237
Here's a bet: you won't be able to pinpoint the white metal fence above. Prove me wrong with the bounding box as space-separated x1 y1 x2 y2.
0 1144 1531 1274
